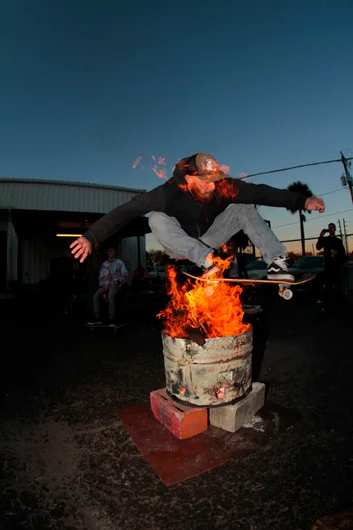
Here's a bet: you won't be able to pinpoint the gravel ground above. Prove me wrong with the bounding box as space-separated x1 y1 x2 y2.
1 286 353 530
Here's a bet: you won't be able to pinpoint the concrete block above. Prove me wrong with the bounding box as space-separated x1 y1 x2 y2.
150 388 208 439
209 382 266 433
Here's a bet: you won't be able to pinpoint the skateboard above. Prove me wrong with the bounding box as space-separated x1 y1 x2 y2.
84 323 126 332
182 272 316 300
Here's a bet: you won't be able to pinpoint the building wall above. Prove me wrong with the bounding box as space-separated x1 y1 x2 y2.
0 179 144 213
120 236 147 283
0 180 147 288
22 237 70 285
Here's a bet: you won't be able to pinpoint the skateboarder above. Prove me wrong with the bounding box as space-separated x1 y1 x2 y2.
70 153 325 281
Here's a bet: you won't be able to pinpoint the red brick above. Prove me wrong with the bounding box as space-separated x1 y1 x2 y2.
150 388 208 439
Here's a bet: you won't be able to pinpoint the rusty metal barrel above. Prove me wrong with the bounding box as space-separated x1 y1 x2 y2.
161 327 253 407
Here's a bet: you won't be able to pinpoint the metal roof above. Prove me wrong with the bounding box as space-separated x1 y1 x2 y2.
0 178 146 214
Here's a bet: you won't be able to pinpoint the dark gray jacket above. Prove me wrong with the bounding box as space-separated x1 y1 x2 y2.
83 177 307 246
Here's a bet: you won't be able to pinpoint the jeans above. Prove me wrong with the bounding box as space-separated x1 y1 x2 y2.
148 204 286 267
93 283 120 320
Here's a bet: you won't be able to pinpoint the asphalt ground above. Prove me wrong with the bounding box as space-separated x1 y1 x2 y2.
1 281 353 530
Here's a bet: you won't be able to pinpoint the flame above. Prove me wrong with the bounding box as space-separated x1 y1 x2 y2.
152 155 168 180
132 155 168 179
216 178 239 199
157 257 250 339
219 164 230 174
178 175 238 200
132 156 142 169
152 167 167 179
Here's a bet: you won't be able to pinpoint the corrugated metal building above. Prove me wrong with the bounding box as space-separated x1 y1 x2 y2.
0 178 150 290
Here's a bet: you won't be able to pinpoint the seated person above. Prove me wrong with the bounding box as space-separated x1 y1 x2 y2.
88 247 128 325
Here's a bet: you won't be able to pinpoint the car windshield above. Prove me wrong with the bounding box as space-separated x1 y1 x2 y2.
246 260 267 270
293 257 323 269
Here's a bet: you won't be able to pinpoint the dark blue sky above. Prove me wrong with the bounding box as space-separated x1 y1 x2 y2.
1 0 352 249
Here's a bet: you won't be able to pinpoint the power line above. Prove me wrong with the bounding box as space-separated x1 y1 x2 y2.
320 188 345 196
258 188 344 213
280 234 353 243
241 156 353 180
273 208 353 229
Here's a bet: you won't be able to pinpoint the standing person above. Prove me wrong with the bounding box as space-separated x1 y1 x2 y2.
70 153 325 280
88 247 128 325
316 223 346 311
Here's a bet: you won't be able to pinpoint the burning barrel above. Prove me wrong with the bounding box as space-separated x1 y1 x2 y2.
158 262 255 407
162 328 253 407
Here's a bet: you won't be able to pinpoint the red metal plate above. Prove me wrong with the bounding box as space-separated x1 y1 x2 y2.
117 402 299 487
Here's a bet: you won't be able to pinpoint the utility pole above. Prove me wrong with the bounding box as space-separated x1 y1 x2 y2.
343 218 349 254
338 219 343 240
340 151 353 205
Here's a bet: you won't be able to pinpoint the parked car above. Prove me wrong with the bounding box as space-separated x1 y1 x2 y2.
288 255 324 281
287 255 325 295
149 265 167 280
245 259 267 280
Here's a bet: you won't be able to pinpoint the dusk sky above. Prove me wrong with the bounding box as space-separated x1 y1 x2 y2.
1 0 353 253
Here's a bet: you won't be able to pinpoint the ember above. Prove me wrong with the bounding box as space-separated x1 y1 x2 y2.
132 156 142 169
151 155 168 180
157 257 250 338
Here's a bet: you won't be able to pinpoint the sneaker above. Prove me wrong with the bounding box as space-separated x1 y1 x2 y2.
267 256 294 282
200 251 221 279
202 264 222 279
108 320 116 327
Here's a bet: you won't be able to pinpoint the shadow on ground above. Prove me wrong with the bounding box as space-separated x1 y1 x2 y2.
1 286 353 530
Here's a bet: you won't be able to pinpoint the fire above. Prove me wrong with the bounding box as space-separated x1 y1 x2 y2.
132 155 168 180
132 156 142 169
216 178 239 199
219 164 230 174
177 174 239 200
152 155 168 180
157 257 250 339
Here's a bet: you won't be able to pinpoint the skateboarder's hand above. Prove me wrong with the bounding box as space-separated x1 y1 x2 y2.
304 196 325 213
70 236 92 263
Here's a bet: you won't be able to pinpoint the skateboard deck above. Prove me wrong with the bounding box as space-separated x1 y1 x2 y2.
182 272 316 300
84 323 126 332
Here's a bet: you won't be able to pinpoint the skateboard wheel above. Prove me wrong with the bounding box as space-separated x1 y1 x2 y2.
283 289 293 300
205 286 214 296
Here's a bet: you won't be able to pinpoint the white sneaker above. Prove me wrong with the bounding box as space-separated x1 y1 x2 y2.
267 256 294 282
202 265 222 279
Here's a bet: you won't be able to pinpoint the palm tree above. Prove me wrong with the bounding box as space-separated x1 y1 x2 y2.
286 181 313 256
